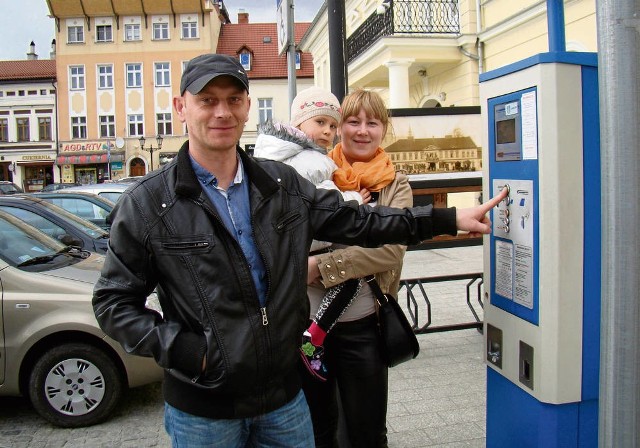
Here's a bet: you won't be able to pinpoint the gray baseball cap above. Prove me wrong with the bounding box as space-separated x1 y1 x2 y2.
180 54 249 95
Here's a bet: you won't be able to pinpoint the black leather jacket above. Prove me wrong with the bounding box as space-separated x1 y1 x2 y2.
93 142 456 419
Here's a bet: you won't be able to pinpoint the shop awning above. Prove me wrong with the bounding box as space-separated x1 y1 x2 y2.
56 153 124 165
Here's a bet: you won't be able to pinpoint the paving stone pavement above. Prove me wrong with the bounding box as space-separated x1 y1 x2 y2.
0 245 486 448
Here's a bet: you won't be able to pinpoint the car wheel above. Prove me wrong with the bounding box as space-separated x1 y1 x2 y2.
28 342 124 427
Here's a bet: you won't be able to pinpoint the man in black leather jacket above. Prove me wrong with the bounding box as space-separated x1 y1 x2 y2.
93 54 505 447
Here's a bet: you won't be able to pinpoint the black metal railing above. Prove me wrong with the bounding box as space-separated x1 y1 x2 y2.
346 0 460 63
399 272 484 334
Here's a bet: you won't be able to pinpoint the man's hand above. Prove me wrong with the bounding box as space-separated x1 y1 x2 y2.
456 188 508 236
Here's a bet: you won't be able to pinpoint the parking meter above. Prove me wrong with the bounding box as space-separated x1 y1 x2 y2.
480 52 600 447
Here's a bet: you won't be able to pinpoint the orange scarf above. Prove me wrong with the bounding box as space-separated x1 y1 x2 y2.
328 143 396 192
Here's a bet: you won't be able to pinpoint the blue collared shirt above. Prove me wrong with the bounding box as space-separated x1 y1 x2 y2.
190 155 268 307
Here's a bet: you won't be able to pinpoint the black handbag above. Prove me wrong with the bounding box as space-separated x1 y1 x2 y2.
366 276 420 367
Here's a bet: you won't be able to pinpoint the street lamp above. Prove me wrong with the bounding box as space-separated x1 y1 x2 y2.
139 134 163 171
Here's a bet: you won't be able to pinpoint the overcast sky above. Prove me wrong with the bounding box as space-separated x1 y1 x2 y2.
0 0 321 61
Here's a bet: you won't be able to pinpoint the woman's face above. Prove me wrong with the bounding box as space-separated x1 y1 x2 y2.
339 109 385 164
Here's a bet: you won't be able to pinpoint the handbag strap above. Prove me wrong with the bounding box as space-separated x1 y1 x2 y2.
365 275 389 305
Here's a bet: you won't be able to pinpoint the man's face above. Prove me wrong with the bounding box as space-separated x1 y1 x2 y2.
174 76 250 153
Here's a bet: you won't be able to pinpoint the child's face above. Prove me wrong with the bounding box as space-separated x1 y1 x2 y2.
298 115 339 149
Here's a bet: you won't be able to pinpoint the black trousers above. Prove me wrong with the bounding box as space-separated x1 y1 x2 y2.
301 313 389 448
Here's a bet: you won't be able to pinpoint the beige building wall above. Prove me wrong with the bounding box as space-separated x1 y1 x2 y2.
49 0 225 179
300 0 596 109
481 0 597 71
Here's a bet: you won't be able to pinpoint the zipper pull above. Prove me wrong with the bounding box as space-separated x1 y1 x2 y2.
260 307 269 326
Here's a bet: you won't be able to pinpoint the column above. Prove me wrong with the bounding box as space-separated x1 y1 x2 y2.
385 59 414 108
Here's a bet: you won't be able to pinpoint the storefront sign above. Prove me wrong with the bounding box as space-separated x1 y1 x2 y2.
61 141 113 152
22 155 54 161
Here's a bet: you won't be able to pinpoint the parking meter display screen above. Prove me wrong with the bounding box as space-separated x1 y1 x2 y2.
496 119 516 144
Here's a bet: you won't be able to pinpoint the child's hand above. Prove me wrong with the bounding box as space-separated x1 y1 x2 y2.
359 188 372 204
308 256 322 285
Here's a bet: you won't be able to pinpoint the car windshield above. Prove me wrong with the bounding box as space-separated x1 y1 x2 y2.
0 210 73 268
32 200 109 239
0 183 22 194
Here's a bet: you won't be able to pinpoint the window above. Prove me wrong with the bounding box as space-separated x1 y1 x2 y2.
153 22 169 40
154 62 171 87
16 117 30 141
0 118 7 142
182 21 198 39
124 23 141 41
126 63 142 88
157 113 172 135
96 24 113 42
71 116 87 139
99 115 115 138
295 52 301 70
258 98 273 125
128 114 144 136
69 66 85 90
38 117 52 141
68 24 84 43
98 64 113 89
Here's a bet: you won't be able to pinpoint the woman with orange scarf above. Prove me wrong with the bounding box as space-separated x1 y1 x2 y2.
303 89 413 448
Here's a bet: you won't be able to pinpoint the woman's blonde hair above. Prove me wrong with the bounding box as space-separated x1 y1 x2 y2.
340 89 389 136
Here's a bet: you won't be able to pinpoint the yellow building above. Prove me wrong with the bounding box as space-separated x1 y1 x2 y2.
301 0 596 108
46 0 227 182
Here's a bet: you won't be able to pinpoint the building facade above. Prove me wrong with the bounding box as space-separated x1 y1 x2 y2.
45 0 315 182
47 0 228 182
0 56 58 191
300 0 596 109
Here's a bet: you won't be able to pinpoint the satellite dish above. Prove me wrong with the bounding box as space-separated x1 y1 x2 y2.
115 137 125 149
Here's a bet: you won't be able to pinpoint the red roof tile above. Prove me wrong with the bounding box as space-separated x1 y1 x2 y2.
0 60 56 81
217 22 314 80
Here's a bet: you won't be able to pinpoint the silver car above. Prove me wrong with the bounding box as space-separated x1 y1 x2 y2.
0 210 162 427
62 183 131 203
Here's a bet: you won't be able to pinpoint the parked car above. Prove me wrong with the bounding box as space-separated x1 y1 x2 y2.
62 183 130 203
33 191 115 230
0 210 162 427
109 176 143 184
0 195 109 253
40 182 81 192
0 181 23 195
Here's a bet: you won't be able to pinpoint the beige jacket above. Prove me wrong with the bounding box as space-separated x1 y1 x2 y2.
313 172 413 298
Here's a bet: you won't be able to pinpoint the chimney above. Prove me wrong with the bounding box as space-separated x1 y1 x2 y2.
238 9 249 24
50 39 56 59
27 41 38 60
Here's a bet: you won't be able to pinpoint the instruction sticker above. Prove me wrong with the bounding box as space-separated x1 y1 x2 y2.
495 239 514 300
521 91 538 160
514 244 534 308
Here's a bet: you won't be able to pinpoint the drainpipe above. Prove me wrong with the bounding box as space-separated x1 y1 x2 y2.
52 81 61 183
476 0 484 73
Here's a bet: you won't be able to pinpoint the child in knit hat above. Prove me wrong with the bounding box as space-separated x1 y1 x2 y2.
253 86 370 382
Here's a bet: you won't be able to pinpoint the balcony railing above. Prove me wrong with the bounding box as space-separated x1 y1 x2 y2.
346 0 460 64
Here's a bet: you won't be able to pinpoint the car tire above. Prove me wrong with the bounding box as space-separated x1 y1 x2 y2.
28 342 124 427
